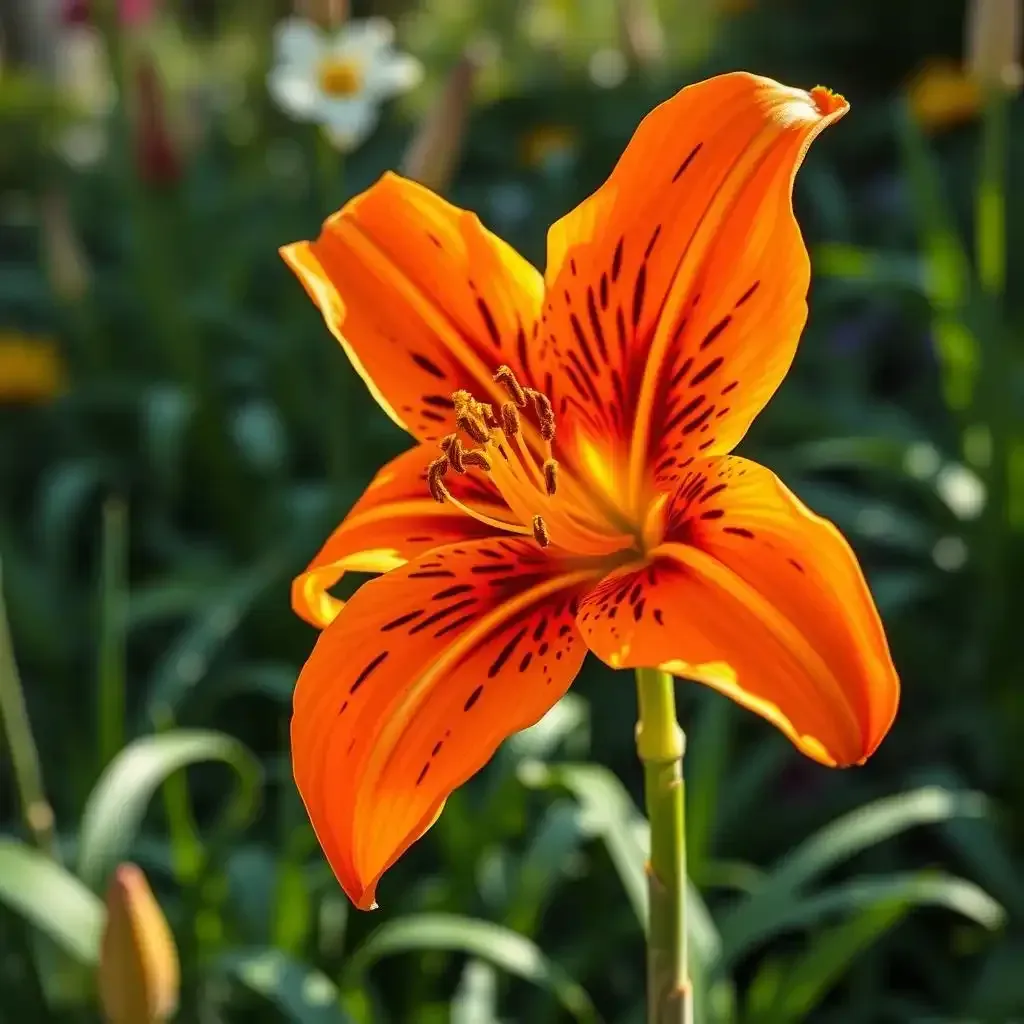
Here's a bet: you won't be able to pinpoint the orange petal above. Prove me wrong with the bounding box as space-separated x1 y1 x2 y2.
293 444 513 628
281 172 543 442
536 73 847 510
577 457 898 766
291 538 599 909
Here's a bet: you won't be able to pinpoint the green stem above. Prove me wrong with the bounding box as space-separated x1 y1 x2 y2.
96 498 128 769
975 85 1008 300
635 666 691 1024
0 561 59 860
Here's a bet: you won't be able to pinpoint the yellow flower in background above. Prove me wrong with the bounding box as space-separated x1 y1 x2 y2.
98 864 180 1024
907 59 982 130
0 332 67 403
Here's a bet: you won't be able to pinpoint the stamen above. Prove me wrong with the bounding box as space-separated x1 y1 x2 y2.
543 459 559 496
440 434 466 473
453 390 491 444
532 515 551 547
427 456 450 503
462 449 491 471
494 365 528 407
526 389 556 441
500 402 520 438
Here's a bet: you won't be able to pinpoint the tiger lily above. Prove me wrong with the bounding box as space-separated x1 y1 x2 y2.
282 72 900 911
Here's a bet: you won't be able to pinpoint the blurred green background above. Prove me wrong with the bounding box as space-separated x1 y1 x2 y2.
1 0 1022 1021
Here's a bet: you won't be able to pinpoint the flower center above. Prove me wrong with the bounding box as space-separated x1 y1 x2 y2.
426 367 633 557
316 57 363 97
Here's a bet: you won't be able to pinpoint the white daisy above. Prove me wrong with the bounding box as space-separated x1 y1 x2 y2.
267 16 423 150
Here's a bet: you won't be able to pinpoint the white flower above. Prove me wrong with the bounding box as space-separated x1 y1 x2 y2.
267 17 423 150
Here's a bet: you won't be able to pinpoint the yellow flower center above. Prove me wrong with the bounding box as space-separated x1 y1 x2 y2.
426 366 637 559
316 56 363 98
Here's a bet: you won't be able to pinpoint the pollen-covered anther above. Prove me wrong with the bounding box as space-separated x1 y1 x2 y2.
440 433 467 473
526 389 556 441
532 514 551 547
543 459 559 496
461 449 491 471
452 390 491 445
500 402 521 439
494 365 528 407
427 456 450 503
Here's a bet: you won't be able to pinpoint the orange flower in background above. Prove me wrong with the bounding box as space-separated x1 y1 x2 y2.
281 72 900 911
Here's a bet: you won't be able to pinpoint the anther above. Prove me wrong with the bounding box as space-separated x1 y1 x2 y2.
532 514 551 547
543 459 559 496
500 402 520 438
427 456 450 503
457 409 490 445
447 436 467 473
461 449 491 471
527 389 556 441
494 365 527 407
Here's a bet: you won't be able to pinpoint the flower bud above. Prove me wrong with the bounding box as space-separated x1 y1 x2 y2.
98 864 180 1024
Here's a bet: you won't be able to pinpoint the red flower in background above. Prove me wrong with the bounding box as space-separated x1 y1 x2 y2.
63 0 155 26
134 55 180 186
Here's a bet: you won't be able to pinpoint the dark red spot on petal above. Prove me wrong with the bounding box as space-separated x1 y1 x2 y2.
350 651 388 694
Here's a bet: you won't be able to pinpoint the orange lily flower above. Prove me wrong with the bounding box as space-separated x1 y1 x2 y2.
282 72 900 911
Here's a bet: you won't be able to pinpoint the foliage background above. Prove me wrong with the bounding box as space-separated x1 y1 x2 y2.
1 0 1022 1021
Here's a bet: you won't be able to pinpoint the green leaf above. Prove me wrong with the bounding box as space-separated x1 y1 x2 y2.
747 902 908 1024
77 729 262 890
344 914 597 1023
505 693 589 762
215 948 354 1024
719 873 1004 968
755 786 988 898
520 759 723 1023
0 839 104 965
519 761 647 926
143 548 291 721
451 960 500 1024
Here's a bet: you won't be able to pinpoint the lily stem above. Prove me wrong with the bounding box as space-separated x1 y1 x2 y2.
635 666 690 1024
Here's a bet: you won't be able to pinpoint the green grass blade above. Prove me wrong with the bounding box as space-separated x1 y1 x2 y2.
343 914 598 1023
451 960 500 1024
96 498 128 769
77 729 262 890
214 948 355 1023
749 902 908 1023
751 786 986 898
720 872 1004 968
0 839 103 965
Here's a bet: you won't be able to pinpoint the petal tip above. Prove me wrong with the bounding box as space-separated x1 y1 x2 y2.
809 85 849 119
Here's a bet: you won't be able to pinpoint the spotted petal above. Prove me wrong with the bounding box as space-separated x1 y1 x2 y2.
292 539 599 908
576 457 899 766
281 173 543 443
536 72 848 511
293 444 513 628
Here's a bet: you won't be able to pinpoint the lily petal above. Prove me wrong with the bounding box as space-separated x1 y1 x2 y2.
281 173 543 442
577 457 898 766
536 72 847 508
293 444 513 629
292 539 597 909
